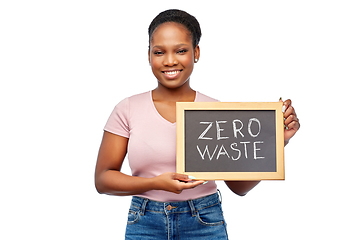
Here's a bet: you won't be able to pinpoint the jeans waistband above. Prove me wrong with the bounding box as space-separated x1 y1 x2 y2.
130 192 221 217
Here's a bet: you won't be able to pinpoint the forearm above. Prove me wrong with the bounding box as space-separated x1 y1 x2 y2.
95 170 155 196
225 180 260 196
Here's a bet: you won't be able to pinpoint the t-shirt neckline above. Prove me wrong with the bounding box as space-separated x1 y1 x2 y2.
149 91 198 126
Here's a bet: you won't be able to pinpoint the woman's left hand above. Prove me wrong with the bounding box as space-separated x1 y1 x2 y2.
281 99 300 145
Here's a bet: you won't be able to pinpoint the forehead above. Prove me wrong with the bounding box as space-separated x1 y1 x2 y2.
150 22 192 46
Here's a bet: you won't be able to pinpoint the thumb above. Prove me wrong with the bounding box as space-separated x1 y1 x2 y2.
279 97 286 113
172 173 196 182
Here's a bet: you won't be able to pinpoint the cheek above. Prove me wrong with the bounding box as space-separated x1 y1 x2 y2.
180 56 194 68
150 59 163 77
150 57 161 68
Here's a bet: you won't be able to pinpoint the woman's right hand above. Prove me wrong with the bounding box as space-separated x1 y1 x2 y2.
152 172 206 194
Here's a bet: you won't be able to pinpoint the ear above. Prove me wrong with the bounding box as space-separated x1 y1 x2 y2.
194 45 200 62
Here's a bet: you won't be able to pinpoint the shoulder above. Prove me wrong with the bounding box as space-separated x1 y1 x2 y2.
109 91 151 121
104 92 151 136
127 91 150 102
114 91 150 108
195 91 219 102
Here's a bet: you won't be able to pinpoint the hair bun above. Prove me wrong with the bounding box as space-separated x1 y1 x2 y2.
148 9 202 48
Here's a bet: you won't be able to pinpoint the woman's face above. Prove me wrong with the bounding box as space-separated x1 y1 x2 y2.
149 22 199 90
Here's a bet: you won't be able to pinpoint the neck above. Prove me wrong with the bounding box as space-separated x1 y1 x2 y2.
152 84 196 102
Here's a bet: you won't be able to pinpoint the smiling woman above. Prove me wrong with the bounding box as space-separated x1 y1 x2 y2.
94 9 300 240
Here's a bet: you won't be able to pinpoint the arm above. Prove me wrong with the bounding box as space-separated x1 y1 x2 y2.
95 131 205 196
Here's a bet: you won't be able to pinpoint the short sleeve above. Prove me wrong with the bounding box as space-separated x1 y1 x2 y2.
104 98 130 138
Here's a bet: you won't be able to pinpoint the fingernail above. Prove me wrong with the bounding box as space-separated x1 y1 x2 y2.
282 105 286 113
202 181 208 185
189 176 196 180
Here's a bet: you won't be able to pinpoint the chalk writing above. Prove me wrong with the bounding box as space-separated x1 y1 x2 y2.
196 118 264 161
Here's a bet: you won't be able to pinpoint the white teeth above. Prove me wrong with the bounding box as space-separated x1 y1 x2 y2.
164 71 180 75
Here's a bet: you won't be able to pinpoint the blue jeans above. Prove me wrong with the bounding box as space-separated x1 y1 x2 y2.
125 192 228 240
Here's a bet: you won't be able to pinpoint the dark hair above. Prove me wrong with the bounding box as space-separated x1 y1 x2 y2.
148 9 202 48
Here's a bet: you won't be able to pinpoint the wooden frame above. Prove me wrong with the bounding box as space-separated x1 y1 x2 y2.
176 102 284 180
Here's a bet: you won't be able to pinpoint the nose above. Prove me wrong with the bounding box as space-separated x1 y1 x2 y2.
163 53 178 66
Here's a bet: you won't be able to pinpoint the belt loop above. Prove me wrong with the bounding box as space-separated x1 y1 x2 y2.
188 199 197 217
140 198 149 216
217 189 222 204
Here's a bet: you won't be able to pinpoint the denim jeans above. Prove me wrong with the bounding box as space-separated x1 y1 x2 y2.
125 192 228 240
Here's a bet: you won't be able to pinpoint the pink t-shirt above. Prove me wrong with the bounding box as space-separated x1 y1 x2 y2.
104 91 218 202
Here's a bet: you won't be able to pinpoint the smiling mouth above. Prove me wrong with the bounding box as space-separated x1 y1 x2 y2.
162 70 182 76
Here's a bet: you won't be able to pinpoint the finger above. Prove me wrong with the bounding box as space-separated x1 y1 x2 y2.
284 112 298 126
286 118 300 131
284 106 297 119
180 180 206 189
172 173 193 182
282 99 292 114
284 99 292 107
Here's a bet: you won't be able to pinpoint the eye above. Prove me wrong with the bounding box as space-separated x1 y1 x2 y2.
177 49 188 54
153 50 164 55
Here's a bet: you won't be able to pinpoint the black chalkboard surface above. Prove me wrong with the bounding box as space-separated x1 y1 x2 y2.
176 102 284 180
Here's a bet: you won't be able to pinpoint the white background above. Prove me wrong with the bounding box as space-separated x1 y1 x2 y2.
1 0 359 239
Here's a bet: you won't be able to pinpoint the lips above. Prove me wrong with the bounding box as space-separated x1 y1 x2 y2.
162 69 183 79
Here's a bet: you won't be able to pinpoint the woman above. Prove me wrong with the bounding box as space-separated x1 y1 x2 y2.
95 9 300 239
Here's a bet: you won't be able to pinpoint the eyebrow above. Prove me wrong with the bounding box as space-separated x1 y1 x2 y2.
151 43 190 49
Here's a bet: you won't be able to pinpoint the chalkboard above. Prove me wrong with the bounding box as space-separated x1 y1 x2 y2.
176 102 284 180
